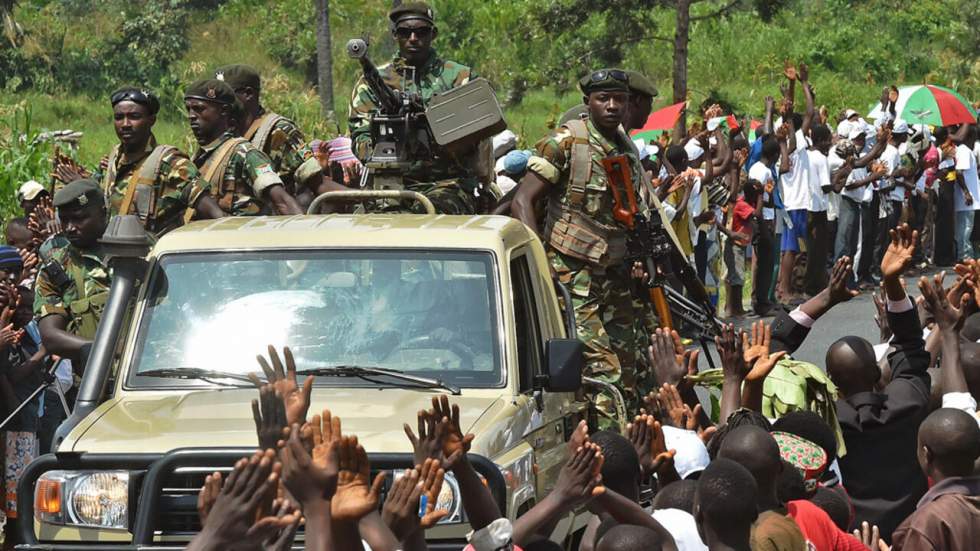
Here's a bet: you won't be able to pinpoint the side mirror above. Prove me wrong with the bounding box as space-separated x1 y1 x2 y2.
539 338 584 393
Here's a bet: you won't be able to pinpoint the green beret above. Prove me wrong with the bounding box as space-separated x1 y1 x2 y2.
215 64 261 91
579 68 631 95
53 179 103 210
626 70 658 98
389 1 434 26
184 78 237 105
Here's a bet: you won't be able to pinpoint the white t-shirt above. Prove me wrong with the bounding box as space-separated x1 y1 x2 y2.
779 129 811 211
955 143 980 212
748 161 775 220
880 143 905 202
842 166 872 203
806 149 831 212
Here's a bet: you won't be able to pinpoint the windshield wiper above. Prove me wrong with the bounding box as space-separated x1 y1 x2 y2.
139 368 255 387
297 365 461 395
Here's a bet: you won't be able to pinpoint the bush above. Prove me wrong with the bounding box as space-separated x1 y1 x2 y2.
0 103 59 224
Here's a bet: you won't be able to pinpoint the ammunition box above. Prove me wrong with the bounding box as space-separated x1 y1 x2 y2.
426 78 507 152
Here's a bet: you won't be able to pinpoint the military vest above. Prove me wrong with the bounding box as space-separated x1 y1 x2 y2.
198 136 252 216
544 119 631 268
37 243 109 340
102 144 177 230
244 112 286 153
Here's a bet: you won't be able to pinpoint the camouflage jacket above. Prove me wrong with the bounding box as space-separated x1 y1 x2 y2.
245 109 316 192
348 50 478 184
101 135 210 236
34 235 111 340
192 131 284 216
531 118 648 228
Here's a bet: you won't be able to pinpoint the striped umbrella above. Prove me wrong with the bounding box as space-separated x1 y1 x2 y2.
867 84 977 127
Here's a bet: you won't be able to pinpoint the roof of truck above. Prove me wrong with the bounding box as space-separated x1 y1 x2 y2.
152 214 538 255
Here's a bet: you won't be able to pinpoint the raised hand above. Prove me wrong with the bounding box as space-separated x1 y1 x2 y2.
331 436 386 521
552 442 605 506
717 323 747 380
627 414 675 478
566 419 589 455
797 62 809 82
654 382 698 429
196 471 222 526
255 346 314 426
279 421 340 506
251 384 287 451
648 328 689 388
764 95 775 113
880 224 917 281
741 321 786 383
828 256 860 304
853 521 891 551
252 498 301 551
382 458 448 541
192 450 281 547
404 409 449 468
430 396 475 466
919 272 963 331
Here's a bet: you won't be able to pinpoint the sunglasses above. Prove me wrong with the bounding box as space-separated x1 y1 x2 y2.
395 26 433 39
111 89 157 108
590 70 629 84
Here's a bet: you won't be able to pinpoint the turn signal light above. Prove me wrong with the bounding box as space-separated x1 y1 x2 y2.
35 479 62 514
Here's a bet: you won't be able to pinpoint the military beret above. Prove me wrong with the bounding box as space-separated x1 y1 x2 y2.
389 1 434 26
184 78 237 105
53 179 103 210
215 64 261 91
110 86 160 115
626 70 658 98
579 68 631 95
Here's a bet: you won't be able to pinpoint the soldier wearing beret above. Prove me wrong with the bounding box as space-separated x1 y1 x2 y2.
34 179 112 370
624 70 658 133
348 1 484 214
100 86 225 237
184 78 304 216
214 65 321 208
512 69 651 428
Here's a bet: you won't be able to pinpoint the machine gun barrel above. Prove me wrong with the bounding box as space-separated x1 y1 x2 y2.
346 38 403 115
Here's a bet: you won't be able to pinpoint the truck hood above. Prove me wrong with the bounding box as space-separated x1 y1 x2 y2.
69 388 505 455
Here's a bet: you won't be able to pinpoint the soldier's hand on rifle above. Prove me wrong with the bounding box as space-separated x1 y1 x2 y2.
255 346 314 427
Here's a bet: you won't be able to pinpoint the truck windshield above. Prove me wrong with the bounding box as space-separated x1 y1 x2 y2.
130 250 502 388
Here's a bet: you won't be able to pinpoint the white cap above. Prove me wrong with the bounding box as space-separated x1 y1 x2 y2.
634 138 649 160
844 109 860 120
836 120 853 138
645 143 660 160
491 130 517 159
17 180 45 202
661 425 710 479
848 125 868 141
892 118 910 134
684 139 704 161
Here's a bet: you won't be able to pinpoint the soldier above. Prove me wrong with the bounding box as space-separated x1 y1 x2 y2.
101 87 225 236
183 79 304 216
214 65 322 207
512 69 650 428
348 1 484 214
624 70 658 133
34 179 111 370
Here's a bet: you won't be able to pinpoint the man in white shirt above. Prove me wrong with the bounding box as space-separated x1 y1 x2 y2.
877 120 912 262
954 125 980 260
777 116 811 302
748 137 780 316
804 124 833 295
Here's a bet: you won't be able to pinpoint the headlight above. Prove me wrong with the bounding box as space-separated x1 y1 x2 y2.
35 471 129 530
391 469 463 524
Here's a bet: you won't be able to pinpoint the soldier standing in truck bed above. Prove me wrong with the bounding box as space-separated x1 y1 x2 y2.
100 87 225 236
511 69 651 428
348 1 484 215
214 64 322 208
183 79 304 217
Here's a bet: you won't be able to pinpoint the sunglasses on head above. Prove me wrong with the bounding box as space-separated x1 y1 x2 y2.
590 70 629 84
111 89 157 107
395 26 433 39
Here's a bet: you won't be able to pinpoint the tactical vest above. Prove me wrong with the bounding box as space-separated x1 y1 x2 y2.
37 246 108 341
195 136 251 218
102 144 176 231
244 112 286 153
544 119 628 268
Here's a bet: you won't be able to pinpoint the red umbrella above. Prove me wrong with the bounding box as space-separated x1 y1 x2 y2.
630 101 685 141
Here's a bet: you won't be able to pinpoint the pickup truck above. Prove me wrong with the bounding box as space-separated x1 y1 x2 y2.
18 211 598 550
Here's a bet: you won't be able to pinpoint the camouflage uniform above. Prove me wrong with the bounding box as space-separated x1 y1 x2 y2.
532 115 650 428
192 131 285 216
244 109 320 195
101 135 210 236
34 235 111 341
348 50 479 214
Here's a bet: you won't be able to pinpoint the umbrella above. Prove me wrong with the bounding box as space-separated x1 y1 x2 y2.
867 85 977 127
630 101 685 142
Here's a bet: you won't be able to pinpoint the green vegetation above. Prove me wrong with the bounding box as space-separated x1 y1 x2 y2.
0 0 977 221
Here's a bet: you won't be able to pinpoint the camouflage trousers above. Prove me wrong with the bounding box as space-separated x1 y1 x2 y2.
549 250 657 431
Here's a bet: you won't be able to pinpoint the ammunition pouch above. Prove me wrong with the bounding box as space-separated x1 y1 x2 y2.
545 201 627 268
68 291 108 341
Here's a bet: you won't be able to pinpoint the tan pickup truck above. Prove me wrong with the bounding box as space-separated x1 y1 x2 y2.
18 212 595 550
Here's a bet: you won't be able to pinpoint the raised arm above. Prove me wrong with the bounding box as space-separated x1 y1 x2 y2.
918 273 968 394
798 63 814 138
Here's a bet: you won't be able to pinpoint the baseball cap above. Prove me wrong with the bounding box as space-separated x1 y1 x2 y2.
684 139 704 162
662 426 710 479
502 150 531 175
836 120 853 139
892 118 910 134
17 180 46 202
844 109 860 120
848 125 868 141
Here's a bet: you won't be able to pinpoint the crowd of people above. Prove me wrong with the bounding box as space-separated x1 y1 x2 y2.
0 1 979 550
